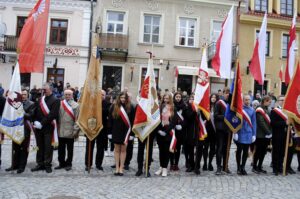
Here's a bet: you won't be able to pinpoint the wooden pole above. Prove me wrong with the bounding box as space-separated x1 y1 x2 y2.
145 136 150 177
283 125 291 176
87 139 92 174
224 131 232 172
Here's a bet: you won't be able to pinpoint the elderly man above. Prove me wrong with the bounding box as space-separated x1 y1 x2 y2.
55 89 79 171
5 90 35 173
31 83 60 173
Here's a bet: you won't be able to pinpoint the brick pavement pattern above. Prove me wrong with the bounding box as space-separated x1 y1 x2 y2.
0 137 300 199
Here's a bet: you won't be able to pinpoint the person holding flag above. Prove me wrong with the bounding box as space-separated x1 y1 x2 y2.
155 93 176 177
252 95 272 174
233 94 256 175
108 92 135 176
31 83 60 173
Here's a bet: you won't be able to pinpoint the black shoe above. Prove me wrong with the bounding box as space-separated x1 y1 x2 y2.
17 168 25 174
186 167 194 172
65 166 72 171
146 171 151 177
252 167 260 174
224 168 232 174
118 172 124 176
31 165 45 172
208 164 214 171
237 167 242 175
202 164 208 171
124 165 129 170
241 168 247 175
114 172 119 176
45 167 52 173
273 171 279 176
298 167 300 172
135 170 143 177
54 165 64 170
258 168 267 174
96 166 103 171
111 165 116 169
287 168 296 174
5 167 17 172
194 169 200 175
215 167 222 175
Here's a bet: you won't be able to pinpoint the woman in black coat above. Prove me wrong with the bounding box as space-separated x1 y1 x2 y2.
108 92 134 176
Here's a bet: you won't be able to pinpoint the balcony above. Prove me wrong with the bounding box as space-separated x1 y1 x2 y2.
4 35 18 52
207 42 239 61
98 33 128 62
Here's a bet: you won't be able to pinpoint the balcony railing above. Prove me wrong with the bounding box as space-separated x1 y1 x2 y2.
4 35 18 52
207 42 238 61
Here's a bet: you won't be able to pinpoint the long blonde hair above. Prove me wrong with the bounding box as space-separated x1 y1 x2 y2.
160 93 174 118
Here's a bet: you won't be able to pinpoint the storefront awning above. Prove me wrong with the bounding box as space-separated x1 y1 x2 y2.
176 66 234 78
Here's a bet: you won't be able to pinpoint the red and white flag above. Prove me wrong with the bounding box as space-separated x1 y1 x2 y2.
285 14 297 85
283 62 300 134
194 47 210 120
132 54 160 142
211 6 234 79
279 65 284 82
249 13 267 85
18 0 50 73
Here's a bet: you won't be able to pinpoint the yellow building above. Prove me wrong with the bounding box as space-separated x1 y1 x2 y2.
239 0 300 96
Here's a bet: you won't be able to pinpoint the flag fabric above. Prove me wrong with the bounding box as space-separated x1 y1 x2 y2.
194 47 210 120
285 14 297 85
283 62 300 134
224 63 243 133
0 62 25 144
211 6 234 79
18 0 50 73
249 13 267 85
132 54 160 142
279 65 284 82
77 35 103 141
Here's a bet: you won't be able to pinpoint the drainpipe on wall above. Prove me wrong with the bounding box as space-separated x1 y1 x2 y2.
87 0 94 66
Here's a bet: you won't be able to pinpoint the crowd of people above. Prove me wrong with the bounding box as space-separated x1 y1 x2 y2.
0 81 299 177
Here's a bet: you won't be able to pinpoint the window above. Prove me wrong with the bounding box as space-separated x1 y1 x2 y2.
50 19 68 45
143 14 161 43
256 30 271 56
47 68 65 85
255 0 268 12
281 0 293 16
107 11 125 34
179 17 196 47
211 20 222 42
282 34 289 58
141 68 159 88
16 16 27 37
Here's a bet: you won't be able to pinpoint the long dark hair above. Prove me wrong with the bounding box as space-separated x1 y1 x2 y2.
210 93 219 110
112 91 131 119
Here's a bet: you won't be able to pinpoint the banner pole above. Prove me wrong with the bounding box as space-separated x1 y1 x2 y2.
88 139 92 174
283 125 291 176
145 136 150 177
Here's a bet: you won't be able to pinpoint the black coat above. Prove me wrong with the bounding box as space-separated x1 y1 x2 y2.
214 99 228 132
108 104 135 144
185 103 198 146
173 102 187 141
270 108 287 137
34 94 60 130
23 99 35 137
0 95 5 116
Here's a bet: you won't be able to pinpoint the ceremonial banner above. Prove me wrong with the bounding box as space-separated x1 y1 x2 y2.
132 54 160 142
18 0 50 73
77 35 103 141
224 63 243 133
283 62 300 134
0 62 24 144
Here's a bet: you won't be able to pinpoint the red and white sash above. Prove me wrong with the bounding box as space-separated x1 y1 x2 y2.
242 109 253 128
25 120 38 152
40 96 58 147
61 100 75 121
273 107 288 121
119 106 131 144
256 107 271 125
218 100 227 110
169 129 177 153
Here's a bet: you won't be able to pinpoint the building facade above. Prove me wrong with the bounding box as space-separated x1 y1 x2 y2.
0 0 92 90
93 0 242 99
239 0 300 96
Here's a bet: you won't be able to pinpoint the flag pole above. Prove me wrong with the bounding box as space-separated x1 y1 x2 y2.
145 136 150 177
283 124 291 176
88 139 92 173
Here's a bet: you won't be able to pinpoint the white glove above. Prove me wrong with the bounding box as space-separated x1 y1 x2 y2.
252 136 256 143
158 130 166 136
107 134 112 139
265 134 272 139
233 133 238 141
129 136 134 141
33 121 42 129
175 125 182 131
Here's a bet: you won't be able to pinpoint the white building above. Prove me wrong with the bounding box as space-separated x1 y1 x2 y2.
0 0 93 90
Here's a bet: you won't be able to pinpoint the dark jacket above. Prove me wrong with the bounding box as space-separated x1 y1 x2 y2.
270 107 287 137
34 94 60 129
23 99 35 137
185 103 199 146
108 103 135 144
214 99 228 132
174 101 187 141
256 105 272 139
0 95 5 117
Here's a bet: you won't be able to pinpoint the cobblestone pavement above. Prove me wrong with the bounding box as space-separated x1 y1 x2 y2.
0 137 300 199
